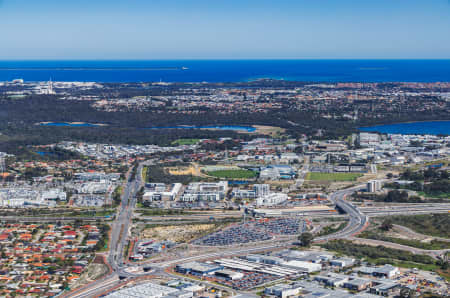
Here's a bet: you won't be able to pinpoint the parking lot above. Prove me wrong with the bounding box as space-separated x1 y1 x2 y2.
194 217 304 246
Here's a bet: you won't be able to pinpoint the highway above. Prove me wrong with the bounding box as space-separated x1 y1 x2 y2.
315 185 368 241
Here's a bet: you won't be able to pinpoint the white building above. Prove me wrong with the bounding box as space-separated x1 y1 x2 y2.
359 132 380 147
256 193 288 207
264 283 303 298
367 180 382 193
105 282 193 298
143 183 182 202
254 184 270 197
41 189 67 201
281 260 322 273
181 181 228 202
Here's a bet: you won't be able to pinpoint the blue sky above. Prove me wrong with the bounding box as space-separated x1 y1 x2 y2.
0 0 449 59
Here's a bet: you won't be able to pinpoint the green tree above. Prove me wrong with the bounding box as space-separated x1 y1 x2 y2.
380 219 393 231
298 232 314 247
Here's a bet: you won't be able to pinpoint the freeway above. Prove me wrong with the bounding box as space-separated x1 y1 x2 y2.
315 185 368 241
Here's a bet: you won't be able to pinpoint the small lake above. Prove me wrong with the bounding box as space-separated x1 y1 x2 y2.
360 121 450 135
39 122 104 127
38 122 255 132
145 125 256 132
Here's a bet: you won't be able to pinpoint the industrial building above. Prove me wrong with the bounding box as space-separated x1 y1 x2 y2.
355 265 401 279
175 262 223 276
280 260 322 273
105 282 193 298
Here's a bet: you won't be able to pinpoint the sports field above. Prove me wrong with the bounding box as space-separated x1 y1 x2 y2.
171 138 200 145
306 172 362 181
206 169 257 179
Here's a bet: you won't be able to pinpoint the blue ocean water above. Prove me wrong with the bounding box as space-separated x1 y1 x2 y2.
360 121 450 135
0 60 449 83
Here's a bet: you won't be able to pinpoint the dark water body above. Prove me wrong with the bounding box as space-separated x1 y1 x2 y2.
360 121 450 135
39 122 256 132
39 122 102 127
36 151 55 156
145 125 256 132
1 60 450 83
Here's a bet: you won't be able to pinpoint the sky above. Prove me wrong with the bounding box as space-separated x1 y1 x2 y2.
0 0 449 60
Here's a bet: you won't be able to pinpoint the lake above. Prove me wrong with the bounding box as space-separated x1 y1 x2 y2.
39 122 256 132
360 121 450 135
145 125 256 132
39 122 103 127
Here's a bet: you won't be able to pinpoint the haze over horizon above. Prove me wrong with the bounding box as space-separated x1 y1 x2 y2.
1 0 450 60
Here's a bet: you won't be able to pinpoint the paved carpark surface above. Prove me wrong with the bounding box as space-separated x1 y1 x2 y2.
194 218 304 246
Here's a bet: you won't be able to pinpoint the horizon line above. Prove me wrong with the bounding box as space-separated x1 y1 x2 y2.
1 58 450 62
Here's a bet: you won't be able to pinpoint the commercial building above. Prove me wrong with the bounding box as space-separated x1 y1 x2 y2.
231 184 270 199
256 193 288 207
175 261 223 276
143 183 182 202
367 180 382 193
330 257 356 268
314 273 349 287
214 269 244 280
359 132 380 147
181 181 228 202
260 165 296 180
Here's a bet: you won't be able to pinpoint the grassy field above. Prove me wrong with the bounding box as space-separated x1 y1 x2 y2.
417 191 450 199
171 138 200 145
387 214 450 238
142 166 148 183
367 258 440 272
206 169 257 179
307 172 362 181
321 240 437 267
316 222 347 237
359 230 450 250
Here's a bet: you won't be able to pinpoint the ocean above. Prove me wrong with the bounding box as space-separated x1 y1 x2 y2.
0 60 450 83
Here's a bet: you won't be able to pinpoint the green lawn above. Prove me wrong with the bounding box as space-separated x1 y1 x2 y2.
206 169 257 179
417 191 450 199
171 138 200 146
307 172 363 181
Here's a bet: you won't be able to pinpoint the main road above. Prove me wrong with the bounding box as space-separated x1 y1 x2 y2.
66 161 149 298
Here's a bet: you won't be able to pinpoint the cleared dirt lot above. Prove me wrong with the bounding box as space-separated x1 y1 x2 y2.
141 224 217 243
